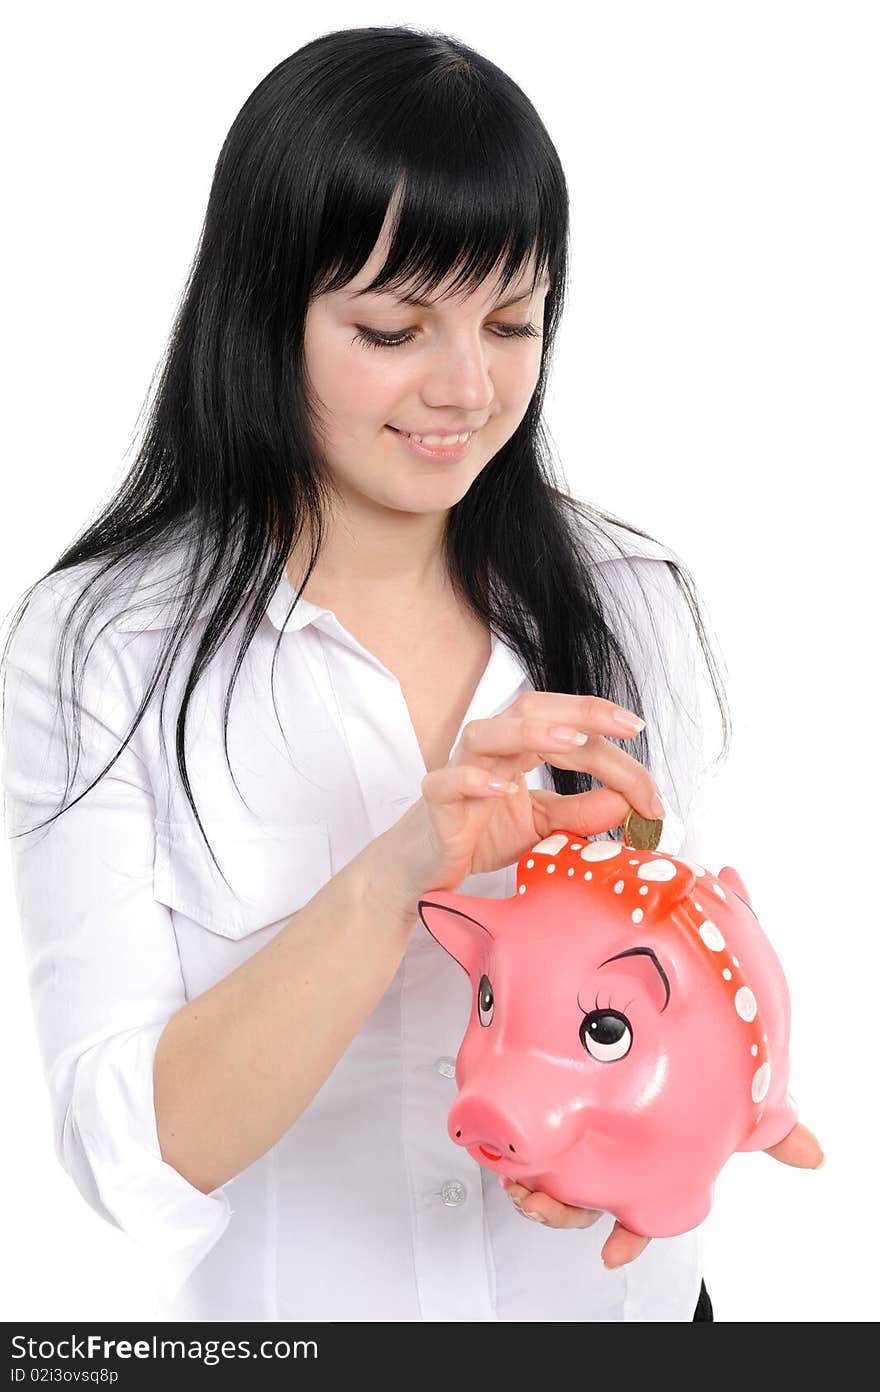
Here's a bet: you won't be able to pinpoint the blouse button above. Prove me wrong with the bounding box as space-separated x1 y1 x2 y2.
435 1056 456 1077
440 1180 467 1206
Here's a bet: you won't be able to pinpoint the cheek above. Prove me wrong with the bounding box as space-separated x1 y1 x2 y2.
462 341 543 411
305 322 399 424
506 344 544 400
331 351 405 428
347 354 402 413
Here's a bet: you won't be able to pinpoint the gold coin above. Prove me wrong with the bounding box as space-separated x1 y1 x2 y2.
623 809 663 850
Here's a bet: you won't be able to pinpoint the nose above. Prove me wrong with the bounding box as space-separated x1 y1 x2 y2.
419 336 495 415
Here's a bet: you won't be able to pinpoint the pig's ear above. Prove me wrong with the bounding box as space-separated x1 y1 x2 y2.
417 893 500 976
717 864 753 909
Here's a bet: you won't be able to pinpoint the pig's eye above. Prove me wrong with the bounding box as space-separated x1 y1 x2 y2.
477 974 494 1027
579 1009 632 1062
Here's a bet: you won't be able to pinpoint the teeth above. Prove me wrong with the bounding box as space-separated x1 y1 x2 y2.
400 430 473 446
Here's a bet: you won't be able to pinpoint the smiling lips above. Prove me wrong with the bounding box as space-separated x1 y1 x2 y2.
386 424 478 461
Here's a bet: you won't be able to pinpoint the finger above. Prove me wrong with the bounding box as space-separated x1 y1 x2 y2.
764 1120 826 1169
507 1185 603 1230
507 691 646 738
523 1195 604 1230
456 713 646 769
454 716 665 820
601 1221 653 1268
420 762 524 816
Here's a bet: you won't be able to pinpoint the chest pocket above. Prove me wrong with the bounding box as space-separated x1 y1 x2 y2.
152 817 333 940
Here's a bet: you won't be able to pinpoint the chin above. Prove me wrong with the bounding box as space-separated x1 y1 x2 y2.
370 468 478 508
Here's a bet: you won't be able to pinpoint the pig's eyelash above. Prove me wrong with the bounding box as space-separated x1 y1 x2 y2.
591 990 636 1014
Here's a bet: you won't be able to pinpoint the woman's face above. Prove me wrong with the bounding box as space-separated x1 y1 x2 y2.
303 228 549 517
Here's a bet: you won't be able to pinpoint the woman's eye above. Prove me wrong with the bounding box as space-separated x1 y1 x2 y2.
353 327 418 350
352 323 541 350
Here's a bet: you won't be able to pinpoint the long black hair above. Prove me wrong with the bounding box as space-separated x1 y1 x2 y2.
0 23 731 876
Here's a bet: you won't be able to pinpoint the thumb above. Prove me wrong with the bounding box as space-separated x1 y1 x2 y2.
530 785 632 838
764 1120 826 1169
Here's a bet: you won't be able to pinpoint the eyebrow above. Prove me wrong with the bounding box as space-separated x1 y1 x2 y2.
597 946 671 1013
346 281 547 310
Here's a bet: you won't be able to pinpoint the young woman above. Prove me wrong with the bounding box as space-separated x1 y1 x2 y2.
1 25 823 1323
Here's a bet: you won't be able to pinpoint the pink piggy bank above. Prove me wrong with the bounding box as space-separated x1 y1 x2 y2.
417 829 798 1237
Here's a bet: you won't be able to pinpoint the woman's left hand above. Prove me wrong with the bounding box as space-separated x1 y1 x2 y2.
501 1120 826 1268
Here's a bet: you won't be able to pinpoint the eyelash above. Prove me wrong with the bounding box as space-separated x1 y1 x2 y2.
576 989 637 1015
593 991 636 1015
352 323 542 350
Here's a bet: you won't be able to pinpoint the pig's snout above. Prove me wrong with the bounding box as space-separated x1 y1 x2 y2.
449 1094 538 1169
445 1091 570 1169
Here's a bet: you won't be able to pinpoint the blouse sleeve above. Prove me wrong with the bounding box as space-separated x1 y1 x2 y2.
597 552 729 871
0 575 232 1302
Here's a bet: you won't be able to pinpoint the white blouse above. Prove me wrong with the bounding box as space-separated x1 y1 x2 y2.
1 516 725 1322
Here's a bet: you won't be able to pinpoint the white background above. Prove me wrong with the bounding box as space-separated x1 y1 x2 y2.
1 1 876 1323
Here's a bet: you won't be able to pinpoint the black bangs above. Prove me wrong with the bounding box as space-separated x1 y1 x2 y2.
315 169 556 309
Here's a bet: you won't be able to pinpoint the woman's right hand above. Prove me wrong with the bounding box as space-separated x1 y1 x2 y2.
376 691 668 917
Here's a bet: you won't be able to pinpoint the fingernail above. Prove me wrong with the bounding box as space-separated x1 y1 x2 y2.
548 725 589 745
814 1154 827 1169
487 776 520 793
521 1209 547 1223
649 793 667 818
613 709 645 732
602 1257 620 1269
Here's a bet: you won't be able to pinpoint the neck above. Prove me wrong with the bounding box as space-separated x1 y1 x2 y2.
286 500 452 609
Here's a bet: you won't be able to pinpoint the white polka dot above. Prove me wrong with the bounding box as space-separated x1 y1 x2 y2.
694 902 703 911
519 884 526 894
570 843 582 850
567 867 574 876
580 841 623 862
637 859 677 881
699 920 726 951
629 859 639 865
583 871 592 880
752 1061 771 1103
639 885 649 895
712 882 727 900
751 1044 758 1056
632 908 644 924
526 859 535 869
685 861 706 877
763 1033 768 1043
732 956 740 968
736 987 757 1022
533 834 568 856
613 879 625 894
547 863 556 874
722 968 732 980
